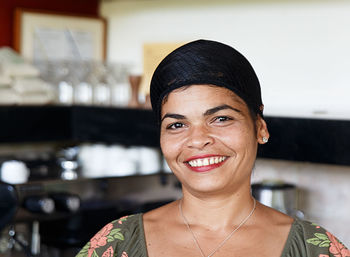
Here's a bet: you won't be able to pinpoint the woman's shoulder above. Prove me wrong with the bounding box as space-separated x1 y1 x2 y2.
75 214 145 257
143 200 178 220
281 219 350 257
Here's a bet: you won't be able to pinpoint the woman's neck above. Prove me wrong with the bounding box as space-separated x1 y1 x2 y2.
180 187 255 230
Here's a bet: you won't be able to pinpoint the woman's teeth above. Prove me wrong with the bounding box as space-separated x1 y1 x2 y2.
188 156 227 167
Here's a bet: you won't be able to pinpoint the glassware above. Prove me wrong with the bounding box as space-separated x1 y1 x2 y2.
73 61 93 105
92 62 110 106
109 63 131 107
56 61 76 105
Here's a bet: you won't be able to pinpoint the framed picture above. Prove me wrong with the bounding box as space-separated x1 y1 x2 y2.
14 9 107 61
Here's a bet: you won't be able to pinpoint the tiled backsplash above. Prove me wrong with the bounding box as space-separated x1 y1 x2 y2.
253 158 350 246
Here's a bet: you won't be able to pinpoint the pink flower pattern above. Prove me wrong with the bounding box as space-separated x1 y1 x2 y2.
326 232 350 257
88 223 114 257
102 246 114 257
118 216 129 224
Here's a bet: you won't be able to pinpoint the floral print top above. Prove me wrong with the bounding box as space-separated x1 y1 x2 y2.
75 214 349 257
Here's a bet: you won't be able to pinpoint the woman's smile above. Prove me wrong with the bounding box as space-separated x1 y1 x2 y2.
184 154 229 172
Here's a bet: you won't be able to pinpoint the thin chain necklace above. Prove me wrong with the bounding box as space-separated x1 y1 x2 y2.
179 198 256 257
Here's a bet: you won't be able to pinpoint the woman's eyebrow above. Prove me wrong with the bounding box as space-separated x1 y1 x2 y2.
204 104 242 116
161 104 241 122
161 113 186 122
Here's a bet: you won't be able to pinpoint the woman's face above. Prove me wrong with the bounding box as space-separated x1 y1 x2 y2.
160 85 269 196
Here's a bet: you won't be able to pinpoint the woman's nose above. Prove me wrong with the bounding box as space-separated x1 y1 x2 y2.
186 125 214 149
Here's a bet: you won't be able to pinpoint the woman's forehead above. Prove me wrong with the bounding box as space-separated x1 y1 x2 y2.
160 85 249 119
163 84 246 106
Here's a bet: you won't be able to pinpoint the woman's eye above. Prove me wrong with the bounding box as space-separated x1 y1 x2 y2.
212 116 233 123
166 122 184 130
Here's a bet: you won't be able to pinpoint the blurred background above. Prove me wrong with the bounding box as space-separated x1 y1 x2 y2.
0 0 349 256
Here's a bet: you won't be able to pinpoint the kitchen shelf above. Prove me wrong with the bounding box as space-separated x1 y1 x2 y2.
259 116 350 166
0 105 71 143
1 106 350 165
0 105 159 146
12 173 177 223
13 173 169 202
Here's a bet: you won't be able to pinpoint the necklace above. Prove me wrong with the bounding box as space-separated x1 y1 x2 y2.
179 198 256 257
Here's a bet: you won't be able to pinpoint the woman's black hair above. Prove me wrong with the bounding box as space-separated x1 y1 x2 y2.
150 39 264 125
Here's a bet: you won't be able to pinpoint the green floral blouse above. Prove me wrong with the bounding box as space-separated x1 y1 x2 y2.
75 214 349 257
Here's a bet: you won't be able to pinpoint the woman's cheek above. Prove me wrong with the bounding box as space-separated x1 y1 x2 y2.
218 127 253 150
161 133 185 159
160 134 176 156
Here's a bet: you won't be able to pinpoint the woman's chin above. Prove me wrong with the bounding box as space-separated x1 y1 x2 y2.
182 180 232 196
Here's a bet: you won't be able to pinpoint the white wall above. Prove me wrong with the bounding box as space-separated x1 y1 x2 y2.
100 0 350 120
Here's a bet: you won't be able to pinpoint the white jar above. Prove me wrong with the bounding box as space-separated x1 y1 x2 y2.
1 160 30 184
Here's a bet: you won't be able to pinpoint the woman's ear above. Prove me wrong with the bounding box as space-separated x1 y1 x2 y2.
256 116 270 144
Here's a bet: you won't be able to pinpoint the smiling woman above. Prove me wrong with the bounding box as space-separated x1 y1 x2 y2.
76 40 349 257
159 85 265 196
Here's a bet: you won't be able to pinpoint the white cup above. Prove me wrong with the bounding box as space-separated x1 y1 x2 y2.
105 145 137 177
138 147 161 175
1 160 30 184
79 144 107 178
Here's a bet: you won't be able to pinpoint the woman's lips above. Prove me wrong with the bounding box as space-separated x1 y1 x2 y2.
184 155 228 172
